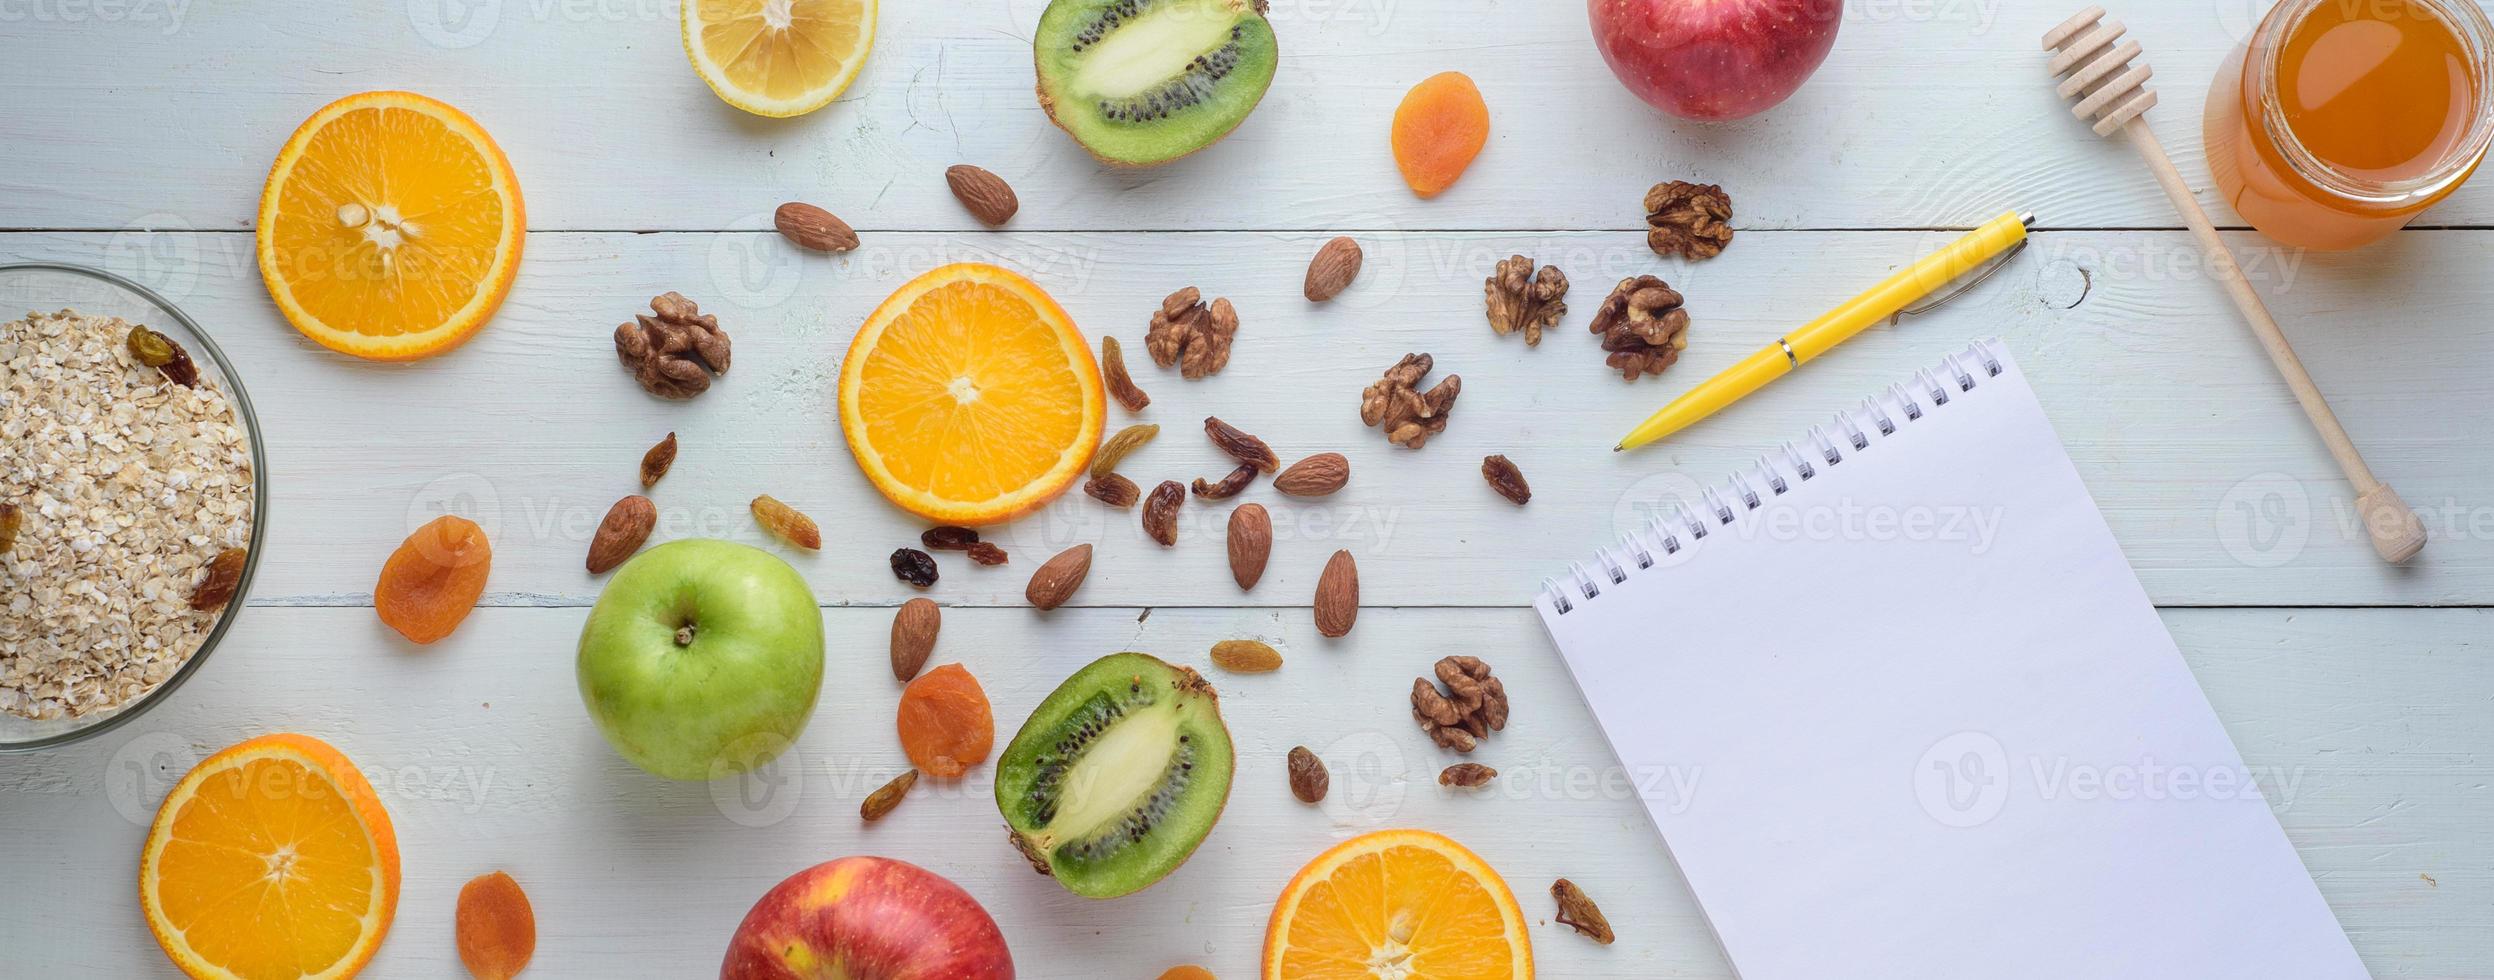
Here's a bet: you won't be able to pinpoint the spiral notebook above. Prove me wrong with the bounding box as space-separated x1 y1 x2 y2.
1535 340 2367 979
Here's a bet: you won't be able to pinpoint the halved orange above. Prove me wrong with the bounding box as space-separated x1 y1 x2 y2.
1264 829 1534 980
683 0 877 117
256 91 524 361
839 264 1105 525
140 733 400 980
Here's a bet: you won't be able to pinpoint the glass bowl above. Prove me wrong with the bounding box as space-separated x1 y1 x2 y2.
0 261 267 752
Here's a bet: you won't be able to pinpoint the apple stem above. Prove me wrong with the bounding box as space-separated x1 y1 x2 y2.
674 624 696 647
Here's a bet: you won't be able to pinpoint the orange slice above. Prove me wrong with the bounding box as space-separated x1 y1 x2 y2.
683 0 878 117
839 264 1104 525
140 733 400 980
256 91 524 361
1264 829 1534 980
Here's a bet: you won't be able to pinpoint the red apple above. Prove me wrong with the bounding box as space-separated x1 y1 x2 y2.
721 857 1013 980
1589 0 1842 121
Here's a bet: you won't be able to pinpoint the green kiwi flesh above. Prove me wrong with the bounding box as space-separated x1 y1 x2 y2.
995 652 1235 898
1034 0 1280 166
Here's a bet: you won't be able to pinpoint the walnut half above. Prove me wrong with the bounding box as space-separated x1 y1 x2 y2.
1144 286 1239 380
1360 353 1461 449
1485 255 1568 346
1645 180 1734 260
1588 276 1690 382
614 292 730 400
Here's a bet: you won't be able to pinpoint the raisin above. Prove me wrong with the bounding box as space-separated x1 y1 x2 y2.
1085 473 1141 508
1142 480 1184 546
1204 416 1279 472
965 541 1008 565
891 548 939 588
921 526 980 551
1101 336 1151 412
861 769 918 821
1440 762 1498 788
1552 878 1617 945
1287 746 1329 804
638 432 677 489
0 502 18 554
751 495 822 549
126 325 175 366
188 547 247 611
1482 454 1531 505
1192 463 1257 500
1091 423 1160 480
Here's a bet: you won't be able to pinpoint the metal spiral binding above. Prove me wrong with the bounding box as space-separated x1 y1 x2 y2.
1542 339 2005 614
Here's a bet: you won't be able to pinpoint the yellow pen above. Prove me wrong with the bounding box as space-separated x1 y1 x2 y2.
1615 211 2034 453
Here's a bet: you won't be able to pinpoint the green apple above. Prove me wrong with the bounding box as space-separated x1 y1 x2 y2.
578 538 825 780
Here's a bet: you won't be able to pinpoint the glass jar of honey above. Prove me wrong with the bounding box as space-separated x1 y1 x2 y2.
2204 0 2494 250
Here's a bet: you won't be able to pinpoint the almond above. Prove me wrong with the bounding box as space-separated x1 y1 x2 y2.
587 495 656 574
890 597 940 682
1026 543 1093 611
1314 549 1359 638
1273 452 1350 497
946 164 1019 226
773 201 859 252
1303 236 1364 302
1228 503 1271 591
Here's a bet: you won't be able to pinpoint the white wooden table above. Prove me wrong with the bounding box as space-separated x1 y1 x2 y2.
4 2 2490 976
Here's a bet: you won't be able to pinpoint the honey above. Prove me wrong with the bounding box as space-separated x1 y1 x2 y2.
2204 0 2494 250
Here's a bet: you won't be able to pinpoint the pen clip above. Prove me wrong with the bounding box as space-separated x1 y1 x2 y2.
1886 235 2030 326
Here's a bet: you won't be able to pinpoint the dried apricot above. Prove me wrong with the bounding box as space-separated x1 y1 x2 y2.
375 515 492 644
1159 967 1217 980
896 663 994 778
1391 71 1490 197
455 870 536 979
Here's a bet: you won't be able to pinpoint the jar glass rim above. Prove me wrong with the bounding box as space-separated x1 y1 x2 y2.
2250 0 2494 206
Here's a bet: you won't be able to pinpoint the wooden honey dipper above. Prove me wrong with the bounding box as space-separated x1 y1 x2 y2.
2043 6 2426 563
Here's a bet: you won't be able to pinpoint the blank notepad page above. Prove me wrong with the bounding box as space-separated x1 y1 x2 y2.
1534 341 2368 980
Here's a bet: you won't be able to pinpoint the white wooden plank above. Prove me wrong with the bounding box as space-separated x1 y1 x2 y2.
0 606 2484 977
7 227 2486 608
6 2 2493 233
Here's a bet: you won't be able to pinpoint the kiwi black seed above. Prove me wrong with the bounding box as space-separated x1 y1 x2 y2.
1034 0 1280 166
995 652 1236 899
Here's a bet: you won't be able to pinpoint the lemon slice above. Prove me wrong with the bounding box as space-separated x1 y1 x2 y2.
683 0 877 117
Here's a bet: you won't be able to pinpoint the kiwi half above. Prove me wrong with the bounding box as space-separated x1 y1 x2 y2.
995 652 1235 898
1034 0 1280 166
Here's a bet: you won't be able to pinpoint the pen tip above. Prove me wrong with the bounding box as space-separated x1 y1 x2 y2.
1611 443 1624 453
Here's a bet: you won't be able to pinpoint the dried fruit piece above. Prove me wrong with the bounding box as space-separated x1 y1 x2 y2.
1645 180 1734 260
1552 878 1617 945
897 663 994 778
1391 71 1491 197
1482 454 1531 505
750 495 822 549
1440 762 1497 788
1158 968 1217 980
1314 550 1358 638
1192 464 1257 500
861 769 919 821
1485 254 1568 346
1304 236 1364 302
891 548 940 589
586 495 656 573
1026 544 1092 611
188 547 248 611
1085 473 1141 508
0 502 18 554
1101 336 1151 412
455 870 536 980
921 526 980 551
1204 416 1279 472
773 201 861 252
965 542 1009 566
1143 480 1185 546
1091 423 1160 480
1287 746 1329 803
638 431 677 488
946 164 1020 226
376 515 492 644
891 597 940 682
1273 452 1349 497
1210 639 1282 673
125 324 175 366
1360 353 1462 449
1145 287 1239 379
1227 504 1271 591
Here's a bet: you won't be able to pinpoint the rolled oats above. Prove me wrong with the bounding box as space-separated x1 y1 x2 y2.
1 309 255 720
